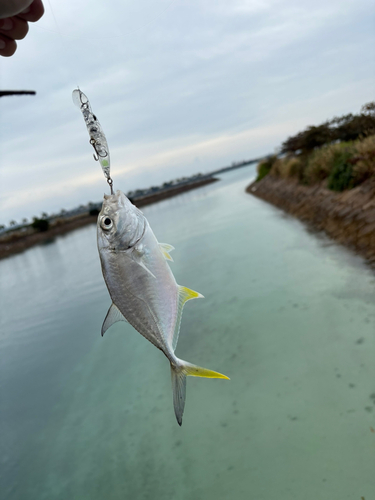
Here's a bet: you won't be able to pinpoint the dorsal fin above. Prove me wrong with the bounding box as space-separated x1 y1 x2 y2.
101 303 128 337
171 286 204 351
159 243 175 262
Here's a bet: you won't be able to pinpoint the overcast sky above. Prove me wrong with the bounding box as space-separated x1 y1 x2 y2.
0 0 374 225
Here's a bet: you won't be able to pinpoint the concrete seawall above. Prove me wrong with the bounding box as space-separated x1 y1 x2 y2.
247 175 375 267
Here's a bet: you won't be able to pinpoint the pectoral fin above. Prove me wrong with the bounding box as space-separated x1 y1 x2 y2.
159 243 175 262
101 303 128 337
135 259 156 278
129 252 156 279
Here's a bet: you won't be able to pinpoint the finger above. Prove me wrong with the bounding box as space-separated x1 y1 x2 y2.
0 0 33 19
16 0 44 22
0 16 29 40
0 34 17 56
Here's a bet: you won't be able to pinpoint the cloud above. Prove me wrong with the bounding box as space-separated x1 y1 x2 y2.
0 117 300 220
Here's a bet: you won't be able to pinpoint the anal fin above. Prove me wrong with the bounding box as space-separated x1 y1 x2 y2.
102 303 128 337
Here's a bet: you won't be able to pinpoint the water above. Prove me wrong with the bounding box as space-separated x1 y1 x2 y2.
1 166 374 500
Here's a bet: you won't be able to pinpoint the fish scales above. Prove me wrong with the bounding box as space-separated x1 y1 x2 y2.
100 227 178 350
98 190 229 425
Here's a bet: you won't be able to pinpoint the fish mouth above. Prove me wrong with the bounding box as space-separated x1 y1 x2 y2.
103 190 122 202
102 190 128 210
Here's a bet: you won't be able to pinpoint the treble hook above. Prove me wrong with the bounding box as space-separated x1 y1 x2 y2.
89 138 108 161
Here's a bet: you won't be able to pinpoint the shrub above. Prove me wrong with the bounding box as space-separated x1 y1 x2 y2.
303 142 353 185
255 155 277 181
32 217 49 232
327 157 354 191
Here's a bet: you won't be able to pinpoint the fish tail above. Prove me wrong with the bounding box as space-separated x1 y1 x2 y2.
170 359 229 426
170 363 187 426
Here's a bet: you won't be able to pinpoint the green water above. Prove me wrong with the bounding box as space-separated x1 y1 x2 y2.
1 166 374 499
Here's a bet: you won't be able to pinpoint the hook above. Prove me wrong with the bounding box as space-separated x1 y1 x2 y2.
89 138 108 161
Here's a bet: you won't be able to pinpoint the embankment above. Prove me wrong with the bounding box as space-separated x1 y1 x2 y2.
247 176 375 267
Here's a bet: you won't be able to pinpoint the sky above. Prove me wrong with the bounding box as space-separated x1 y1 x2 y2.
0 0 374 225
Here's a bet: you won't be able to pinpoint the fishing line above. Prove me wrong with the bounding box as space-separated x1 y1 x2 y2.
45 0 81 85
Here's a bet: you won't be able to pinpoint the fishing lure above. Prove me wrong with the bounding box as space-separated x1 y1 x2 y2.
72 88 113 193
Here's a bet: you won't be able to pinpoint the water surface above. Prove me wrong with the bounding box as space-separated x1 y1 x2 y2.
1 166 374 499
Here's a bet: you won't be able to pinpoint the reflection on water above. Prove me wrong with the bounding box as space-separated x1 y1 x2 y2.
1 165 374 500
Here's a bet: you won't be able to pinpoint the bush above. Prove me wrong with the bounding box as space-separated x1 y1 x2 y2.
32 218 49 232
255 155 277 181
327 155 354 191
303 142 353 185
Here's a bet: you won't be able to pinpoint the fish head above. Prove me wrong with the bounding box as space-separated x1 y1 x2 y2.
97 190 145 251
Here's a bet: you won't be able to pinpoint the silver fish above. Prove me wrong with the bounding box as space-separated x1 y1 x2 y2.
97 190 229 425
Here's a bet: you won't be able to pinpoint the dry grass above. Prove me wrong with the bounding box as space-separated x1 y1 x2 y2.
270 156 303 179
304 142 351 184
352 134 375 185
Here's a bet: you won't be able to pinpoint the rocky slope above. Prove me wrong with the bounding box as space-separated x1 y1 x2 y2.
247 175 375 267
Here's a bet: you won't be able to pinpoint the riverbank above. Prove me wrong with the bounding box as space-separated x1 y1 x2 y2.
247 175 375 267
0 176 218 260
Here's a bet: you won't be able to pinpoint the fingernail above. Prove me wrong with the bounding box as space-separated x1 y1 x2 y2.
0 19 13 30
0 39 6 49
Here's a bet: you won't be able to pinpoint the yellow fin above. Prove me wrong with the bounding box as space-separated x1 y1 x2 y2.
171 359 229 425
184 362 230 379
170 286 204 351
159 243 175 262
179 286 204 303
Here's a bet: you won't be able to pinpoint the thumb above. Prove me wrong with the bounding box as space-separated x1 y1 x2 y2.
0 0 34 19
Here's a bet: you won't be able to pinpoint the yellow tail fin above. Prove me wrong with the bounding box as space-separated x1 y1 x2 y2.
183 362 229 379
170 359 229 425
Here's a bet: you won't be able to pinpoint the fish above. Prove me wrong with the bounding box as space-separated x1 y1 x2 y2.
97 190 229 425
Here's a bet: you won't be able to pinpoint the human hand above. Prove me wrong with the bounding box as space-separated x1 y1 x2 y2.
0 0 44 57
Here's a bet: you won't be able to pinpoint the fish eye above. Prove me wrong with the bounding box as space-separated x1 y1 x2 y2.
101 217 113 230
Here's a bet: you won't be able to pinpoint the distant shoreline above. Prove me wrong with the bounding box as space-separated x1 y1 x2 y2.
0 176 218 261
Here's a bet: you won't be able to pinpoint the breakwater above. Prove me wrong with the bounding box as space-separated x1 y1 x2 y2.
0 176 218 260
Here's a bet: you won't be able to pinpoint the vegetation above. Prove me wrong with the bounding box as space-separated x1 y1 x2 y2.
256 155 277 181
280 102 375 155
32 216 49 232
256 102 375 192
2 172 217 239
